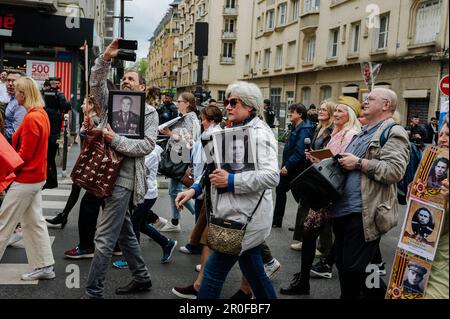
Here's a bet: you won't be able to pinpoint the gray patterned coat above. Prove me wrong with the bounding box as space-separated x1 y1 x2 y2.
90 56 159 205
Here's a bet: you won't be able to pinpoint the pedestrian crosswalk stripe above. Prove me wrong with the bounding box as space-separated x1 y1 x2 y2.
42 201 67 210
42 189 72 197
0 237 56 285
8 236 55 249
0 264 39 285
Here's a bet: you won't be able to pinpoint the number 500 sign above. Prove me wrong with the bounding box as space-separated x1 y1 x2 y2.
26 60 55 81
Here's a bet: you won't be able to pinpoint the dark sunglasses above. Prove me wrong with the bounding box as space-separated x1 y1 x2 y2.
224 98 241 108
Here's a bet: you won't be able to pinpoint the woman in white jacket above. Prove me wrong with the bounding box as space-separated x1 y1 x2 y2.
176 81 279 299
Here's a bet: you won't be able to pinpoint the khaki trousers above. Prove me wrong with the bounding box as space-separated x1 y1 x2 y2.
0 181 54 269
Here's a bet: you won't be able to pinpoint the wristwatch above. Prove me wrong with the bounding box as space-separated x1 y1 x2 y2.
355 158 363 170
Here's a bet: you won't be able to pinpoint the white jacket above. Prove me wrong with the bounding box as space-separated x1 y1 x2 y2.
210 117 279 254
144 144 163 200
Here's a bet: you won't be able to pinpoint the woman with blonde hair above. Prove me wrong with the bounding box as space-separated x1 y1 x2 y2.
281 96 362 295
0 76 55 281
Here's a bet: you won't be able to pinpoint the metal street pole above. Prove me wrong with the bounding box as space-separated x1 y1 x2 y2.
117 0 125 82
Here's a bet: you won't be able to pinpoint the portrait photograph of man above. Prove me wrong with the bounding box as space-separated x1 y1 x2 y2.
426 157 449 189
399 198 444 260
108 91 145 138
402 262 428 295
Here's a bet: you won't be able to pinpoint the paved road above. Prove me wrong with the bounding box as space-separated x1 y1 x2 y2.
0 142 407 299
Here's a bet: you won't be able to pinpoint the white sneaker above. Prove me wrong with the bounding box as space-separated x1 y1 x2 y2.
21 266 55 281
159 221 181 233
264 258 281 278
195 264 201 272
7 229 23 247
290 242 302 251
152 217 168 231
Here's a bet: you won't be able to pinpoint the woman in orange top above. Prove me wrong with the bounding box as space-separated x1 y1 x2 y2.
0 76 55 281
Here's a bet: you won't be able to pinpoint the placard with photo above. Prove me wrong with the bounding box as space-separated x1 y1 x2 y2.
398 198 445 261
386 249 432 299
211 126 257 174
410 146 449 208
108 90 145 139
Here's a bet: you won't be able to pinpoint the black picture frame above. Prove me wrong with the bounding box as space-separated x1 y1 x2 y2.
107 90 145 139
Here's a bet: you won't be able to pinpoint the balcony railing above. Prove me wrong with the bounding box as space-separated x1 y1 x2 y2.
223 6 238 16
222 30 237 39
220 54 235 64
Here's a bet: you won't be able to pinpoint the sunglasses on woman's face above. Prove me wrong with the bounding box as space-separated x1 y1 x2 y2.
224 98 241 108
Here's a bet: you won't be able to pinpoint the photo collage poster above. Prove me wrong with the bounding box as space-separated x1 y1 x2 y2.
386 146 449 299
211 126 258 174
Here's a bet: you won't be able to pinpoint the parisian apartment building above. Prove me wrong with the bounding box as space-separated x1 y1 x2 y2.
147 0 449 128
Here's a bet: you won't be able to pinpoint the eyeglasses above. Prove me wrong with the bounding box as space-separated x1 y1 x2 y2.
224 98 241 108
363 96 389 104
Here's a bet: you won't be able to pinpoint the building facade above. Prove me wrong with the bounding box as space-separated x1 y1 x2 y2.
147 0 181 90
243 0 449 128
147 0 448 127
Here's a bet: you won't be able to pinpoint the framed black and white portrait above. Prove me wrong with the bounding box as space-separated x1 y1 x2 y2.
212 126 257 173
108 90 145 139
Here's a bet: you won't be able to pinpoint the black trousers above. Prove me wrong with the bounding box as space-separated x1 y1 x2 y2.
44 142 59 189
272 173 295 226
333 213 386 299
78 192 104 250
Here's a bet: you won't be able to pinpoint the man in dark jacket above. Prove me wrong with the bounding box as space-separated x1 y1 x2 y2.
272 103 314 227
43 77 71 189
158 93 178 124
425 117 438 145
405 115 428 149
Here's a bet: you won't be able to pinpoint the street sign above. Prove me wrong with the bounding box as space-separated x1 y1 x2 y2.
439 75 449 96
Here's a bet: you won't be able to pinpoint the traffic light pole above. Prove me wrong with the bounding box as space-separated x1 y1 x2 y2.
195 55 204 106
117 0 125 82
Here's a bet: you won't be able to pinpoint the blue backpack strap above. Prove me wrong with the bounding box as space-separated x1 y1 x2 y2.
380 123 399 147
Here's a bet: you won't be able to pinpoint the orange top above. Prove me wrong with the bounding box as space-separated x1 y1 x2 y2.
11 107 50 183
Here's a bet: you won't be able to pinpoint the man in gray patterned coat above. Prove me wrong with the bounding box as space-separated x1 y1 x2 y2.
82 38 159 299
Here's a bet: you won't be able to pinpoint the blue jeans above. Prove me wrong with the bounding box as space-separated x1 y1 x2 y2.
198 245 277 299
169 178 195 220
85 186 150 298
131 198 169 248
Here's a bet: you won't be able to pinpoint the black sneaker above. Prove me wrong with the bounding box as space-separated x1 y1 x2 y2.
172 284 198 299
230 289 252 299
310 261 332 279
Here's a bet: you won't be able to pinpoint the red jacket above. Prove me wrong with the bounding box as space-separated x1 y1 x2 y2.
11 107 50 183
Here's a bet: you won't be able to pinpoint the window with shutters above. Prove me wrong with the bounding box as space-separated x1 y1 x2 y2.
302 87 311 106
290 0 299 21
305 36 316 64
287 41 297 67
373 14 389 50
320 86 332 101
275 45 283 69
350 22 360 53
264 49 271 70
266 10 275 30
278 3 287 25
414 0 441 44
328 28 339 58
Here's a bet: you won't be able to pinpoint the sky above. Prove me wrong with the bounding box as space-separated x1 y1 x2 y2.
117 0 174 60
